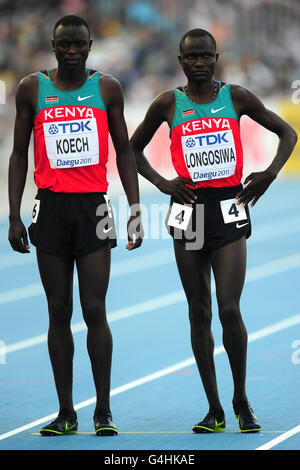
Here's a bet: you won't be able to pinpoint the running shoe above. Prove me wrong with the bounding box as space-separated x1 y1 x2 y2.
94 413 118 436
40 411 78 436
233 401 261 433
192 409 226 433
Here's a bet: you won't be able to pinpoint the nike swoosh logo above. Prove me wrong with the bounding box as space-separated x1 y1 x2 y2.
78 95 94 101
215 420 225 427
64 422 76 432
103 226 113 233
236 221 249 229
211 106 225 114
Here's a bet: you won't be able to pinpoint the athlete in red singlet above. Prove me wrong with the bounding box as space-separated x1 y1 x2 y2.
131 29 297 433
8 16 144 436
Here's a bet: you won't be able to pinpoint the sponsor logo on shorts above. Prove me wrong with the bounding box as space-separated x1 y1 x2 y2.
103 226 113 234
236 221 249 229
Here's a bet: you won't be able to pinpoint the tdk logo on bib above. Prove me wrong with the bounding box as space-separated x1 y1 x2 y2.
47 120 93 135
185 137 196 148
48 124 59 135
183 132 230 149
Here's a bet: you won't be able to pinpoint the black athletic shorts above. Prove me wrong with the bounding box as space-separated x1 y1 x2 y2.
166 184 251 251
28 189 117 256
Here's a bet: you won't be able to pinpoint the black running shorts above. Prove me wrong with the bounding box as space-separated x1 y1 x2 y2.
28 189 117 256
166 185 251 251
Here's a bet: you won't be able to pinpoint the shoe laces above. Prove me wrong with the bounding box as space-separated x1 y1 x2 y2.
204 408 224 422
235 402 254 419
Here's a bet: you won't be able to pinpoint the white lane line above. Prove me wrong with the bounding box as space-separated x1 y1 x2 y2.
1 246 300 307
1 312 300 441
5 291 185 354
1 210 300 302
250 214 300 243
256 424 300 450
0 248 174 305
4 252 300 354
2 212 300 272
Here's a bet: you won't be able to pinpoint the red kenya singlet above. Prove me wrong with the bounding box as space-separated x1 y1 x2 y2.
33 69 109 192
170 82 244 188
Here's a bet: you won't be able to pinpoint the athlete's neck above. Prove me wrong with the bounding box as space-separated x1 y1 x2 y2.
186 78 217 104
51 66 88 90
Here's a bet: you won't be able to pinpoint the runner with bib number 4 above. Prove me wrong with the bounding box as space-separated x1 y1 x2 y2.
131 28 297 433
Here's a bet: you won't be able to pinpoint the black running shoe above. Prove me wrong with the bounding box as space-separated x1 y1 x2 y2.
192 409 226 433
94 413 118 436
233 401 261 433
40 411 78 436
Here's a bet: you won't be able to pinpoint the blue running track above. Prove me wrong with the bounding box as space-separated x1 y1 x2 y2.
0 179 300 452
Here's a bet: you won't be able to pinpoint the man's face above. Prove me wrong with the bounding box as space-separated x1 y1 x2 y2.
52 24 92 69
179 36 218 83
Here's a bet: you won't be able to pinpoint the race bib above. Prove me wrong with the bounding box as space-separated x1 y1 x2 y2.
103 195 113 218
43 118 99 169
182 130 236 182
167 203 193 230
220 198 247 224
31 199 40 223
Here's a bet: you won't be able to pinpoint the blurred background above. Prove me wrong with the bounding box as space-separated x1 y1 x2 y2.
0 0 300 215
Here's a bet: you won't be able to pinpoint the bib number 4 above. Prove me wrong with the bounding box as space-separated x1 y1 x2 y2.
167 203 193 230
220 198 247 224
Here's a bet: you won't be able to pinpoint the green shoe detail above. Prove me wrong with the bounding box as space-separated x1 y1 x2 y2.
94 414 118 436
234 402 261 433
193 411 226 433
40 412 78 436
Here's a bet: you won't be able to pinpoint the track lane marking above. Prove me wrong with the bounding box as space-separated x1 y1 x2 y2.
1 312 300 441
4 252 300 354
256 424 300 450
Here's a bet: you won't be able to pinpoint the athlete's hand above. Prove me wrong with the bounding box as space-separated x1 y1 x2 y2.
157 177 198 204
236 170 276 207
8 218 30 253
126 213 144 251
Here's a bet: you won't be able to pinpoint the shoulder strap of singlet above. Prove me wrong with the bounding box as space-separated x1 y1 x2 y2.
88 69 97 78
39 69 98 78
175 82 226 98
220 81 228 92
39 69 50 79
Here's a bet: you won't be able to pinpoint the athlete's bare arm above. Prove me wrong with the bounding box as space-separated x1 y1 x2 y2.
231 85 298 206
8 75 37 253
100 74 143 249
130 90 197 205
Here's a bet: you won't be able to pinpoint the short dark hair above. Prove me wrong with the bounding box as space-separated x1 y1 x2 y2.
53 15 90 38
179 29 217 53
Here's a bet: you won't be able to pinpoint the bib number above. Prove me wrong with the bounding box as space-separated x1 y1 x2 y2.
32 199 40 223
103 195 113 218
167 203 193 230
220 198 247 224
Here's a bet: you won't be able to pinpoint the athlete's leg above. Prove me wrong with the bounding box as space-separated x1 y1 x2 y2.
173 239 223 412
36 249 75 414
210 237 248 404
75 245 112 416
